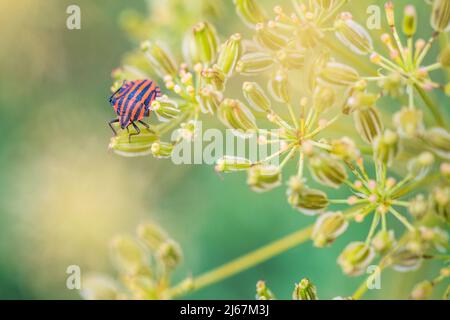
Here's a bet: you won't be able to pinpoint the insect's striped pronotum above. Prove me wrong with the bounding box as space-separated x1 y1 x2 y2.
108 79 161 140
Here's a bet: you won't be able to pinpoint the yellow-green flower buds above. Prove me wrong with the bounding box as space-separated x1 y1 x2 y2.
276 49 305 70
151 141 174 159
217 33 243 77
407 152 435 180
256 280 275 300
430 185 449 223
410 280 434 300
422 127 450 160
378 72 404 97
319 62 360 86
137 223 168 252
393 107 424 137
409 194 429 220
254 22 288 51
372 230 395 254
268 69 289 103
373 129 400 166
243 82 271 112
151 96 180 122
141 41 177 78
201 66 226 92
431 0 450 32
109 125 159 157
330 137 360 161
292 278 319 300
313 86 336 113
353 107 383 144
215 156 253 173
197 85 223 114
236 52 274 75
110 235 147 274
156 239 183 270
439 46 450 68
337 242 375 276
403 5 417 37
390 248 422 272
312 211 349 247
234 0 267 28
81 275 120 300
218 98 257 136
247 165 282 192
335 13 373 55
309 153 347 188
287 177 329 215
183 22 219 65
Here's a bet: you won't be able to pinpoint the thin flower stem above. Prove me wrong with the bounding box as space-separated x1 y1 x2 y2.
389 207 415 232
279 146 299 169
286 102 299 129
365 213 380 245
414 84 447 128
167 225 314 298
297 152 305 178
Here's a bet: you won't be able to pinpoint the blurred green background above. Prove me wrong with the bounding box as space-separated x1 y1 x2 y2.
0 0 445 299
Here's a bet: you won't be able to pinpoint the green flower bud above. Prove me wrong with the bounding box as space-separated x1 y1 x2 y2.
217 33 243 76
183 22 219 65
410 280 433 300
218 98 257 137
378 72 404 97
390 248 422 272
403 5 417 37
431 0 450 32
141 41 177 77
256 280 275 300
439 46 450 68
353 107 384 144
137 223 168 252
313 86 336 112
81 275 120 300
408 194 429 220
338 242 375 276
268 69 289 103
309 153 347 188
123 274 158 300
407 152 435 180
109 125 159 157
254 22 288 51
312 211 349 247
151 141 174 159
330 137 360 161
247 165 282 192
196 85 223 114
234 0 267 28
422 127 450 160
236 52 274 75
277 49 305 69
319 62 360 86
215 156 253 173
292 278 319 300
287 177 329 215
430 185 449 223
157 240 183 270
201 65 226 92
373 129 400 166
110 235 147 273
421 226 449 253
335 14 373 55
372 230 395 254
393 107 424 137
243 82 271 112
151 96 180 122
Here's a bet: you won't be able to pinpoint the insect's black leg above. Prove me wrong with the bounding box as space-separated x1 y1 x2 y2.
138 120 156 134
108 119 119 136
128 120 141 142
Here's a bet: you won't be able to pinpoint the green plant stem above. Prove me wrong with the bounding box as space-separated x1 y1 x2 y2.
168 225 313 298
414 84 447 129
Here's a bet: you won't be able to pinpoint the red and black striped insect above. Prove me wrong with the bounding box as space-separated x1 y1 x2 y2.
108 79 161 139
